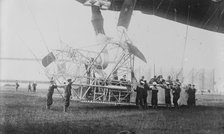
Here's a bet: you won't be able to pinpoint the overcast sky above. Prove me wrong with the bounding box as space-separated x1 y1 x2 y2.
1 0 224 91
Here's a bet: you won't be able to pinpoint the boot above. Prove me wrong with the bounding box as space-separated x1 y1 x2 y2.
46 105 50 110
63 106 67 112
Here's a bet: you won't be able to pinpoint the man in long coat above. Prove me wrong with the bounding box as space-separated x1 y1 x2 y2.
136 81 144 109
162 81 171 108
151 82 159 109
64 79 73 112
46 80 57 109
192 85 197 106
172 84 181 108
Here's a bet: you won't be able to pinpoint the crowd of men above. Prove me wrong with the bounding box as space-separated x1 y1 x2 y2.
45 75 197 112
135 75 197 109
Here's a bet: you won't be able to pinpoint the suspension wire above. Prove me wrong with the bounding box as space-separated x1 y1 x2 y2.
16 33 42 66
20 2 64 96
15 32 57 83
202 7 220 29
216 6 224 31
154 0 164 14
25 1 67 84
179 4 191 81
174 8 177 22
152 0 155 15
56 20 64 49
165 0 173 18
25 0 50 53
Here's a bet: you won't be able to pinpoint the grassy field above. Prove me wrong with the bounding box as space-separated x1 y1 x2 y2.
0 87 224 134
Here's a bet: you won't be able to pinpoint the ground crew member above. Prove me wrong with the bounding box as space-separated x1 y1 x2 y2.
187 84 197 106
120 75 127 86
172 83 181 108
15 81 19 91
186 84 192 106
120 75 127 81
143 80 149 109
192 85 197 106
162 81 171 108
139 76 147 108
151 82 158 109
28 82 32 92
46 80 57 110
64 79 73 112
166 76 173 85
149 76 157 84
135 81 144 109
140 76 145 82
32 82 37 92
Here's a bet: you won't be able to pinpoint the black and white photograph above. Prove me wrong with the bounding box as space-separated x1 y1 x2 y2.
0 0 224 133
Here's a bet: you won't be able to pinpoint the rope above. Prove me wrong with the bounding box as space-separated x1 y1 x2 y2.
16 33 42 66
202 7 219 29
216 8 224 31
179 5 191 81
165 0 173 18
25 0 50 53
154 0 164 14
56 21 64 49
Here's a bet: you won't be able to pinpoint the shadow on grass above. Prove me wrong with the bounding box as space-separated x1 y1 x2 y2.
0 119 126 134
70 103 224 112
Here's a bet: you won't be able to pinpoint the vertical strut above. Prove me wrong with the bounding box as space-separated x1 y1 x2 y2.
91 6 105 35
117 0 137 29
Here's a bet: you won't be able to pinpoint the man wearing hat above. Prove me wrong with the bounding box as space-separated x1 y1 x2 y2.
143 80 150 109
120 75 127 86
15 80 19 91
32 82 37 92
151 82 158 109
192 85 197 106
162 81 171 108
46 80 57 110
135 80 145 109
64 79 73 112
172 83 181 108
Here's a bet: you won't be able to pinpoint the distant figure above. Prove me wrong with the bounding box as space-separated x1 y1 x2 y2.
46 80 57 110
151 82 158 109
172 83 181 108
186 84 192 106
187 84 197 106
156 75 163 84
15 81 19 91
28 82 32 92
120 75 127 81
142 80 149 109
64 79 73 112
162 81 171 108
149 76 157 84
166 75 173 85
32 82 37 92
120 75 127 86
135 81 144 109
112 70 118 80
140 76 145 82
192 85 197 106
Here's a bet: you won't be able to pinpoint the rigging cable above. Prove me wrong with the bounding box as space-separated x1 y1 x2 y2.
16 33 42 67
216 2 224 31
25 0 50 53
23 0 66 97
202 6 220 29
154 0 164 14
165 0 173 18
179 4 191 81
